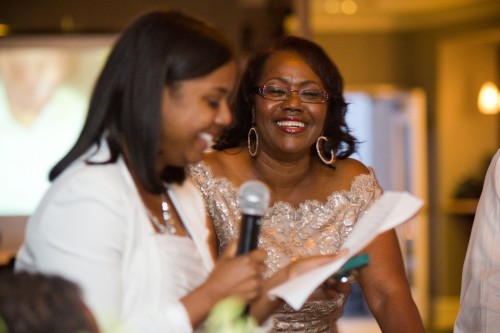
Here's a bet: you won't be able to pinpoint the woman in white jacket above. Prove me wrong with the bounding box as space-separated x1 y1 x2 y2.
15 10 340 333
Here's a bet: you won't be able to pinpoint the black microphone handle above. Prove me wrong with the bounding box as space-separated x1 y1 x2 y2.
236 214 262 255
236 214 262 317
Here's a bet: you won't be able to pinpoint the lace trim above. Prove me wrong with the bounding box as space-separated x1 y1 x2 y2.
191 161 378 211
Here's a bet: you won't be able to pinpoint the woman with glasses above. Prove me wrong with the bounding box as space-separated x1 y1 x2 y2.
191 36 425 332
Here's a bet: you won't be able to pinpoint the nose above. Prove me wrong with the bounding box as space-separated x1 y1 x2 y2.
281 90 303 111
215 101 232 126
288 89 301 98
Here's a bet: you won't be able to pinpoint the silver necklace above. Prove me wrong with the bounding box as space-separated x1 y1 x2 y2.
147 192 176 234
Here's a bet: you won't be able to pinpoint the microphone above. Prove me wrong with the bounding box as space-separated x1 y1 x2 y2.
236 180 270 255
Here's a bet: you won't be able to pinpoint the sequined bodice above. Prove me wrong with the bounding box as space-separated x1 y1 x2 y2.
190 161 382 332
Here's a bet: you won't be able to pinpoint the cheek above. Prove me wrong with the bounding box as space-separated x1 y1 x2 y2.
161 106 206 147
159 112 186 153
320 112 328 126
255 100 278 122
314 107 328 123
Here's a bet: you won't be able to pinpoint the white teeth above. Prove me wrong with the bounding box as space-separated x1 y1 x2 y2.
277 121 305 128
198 132 214 146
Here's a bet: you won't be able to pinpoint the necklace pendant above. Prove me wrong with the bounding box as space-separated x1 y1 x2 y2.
167 225 177 234
147 191 176 234
147 212 168 234
162 210 172 221
160 192 176 235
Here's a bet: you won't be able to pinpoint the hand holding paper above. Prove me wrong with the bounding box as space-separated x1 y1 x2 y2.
268 191 424 310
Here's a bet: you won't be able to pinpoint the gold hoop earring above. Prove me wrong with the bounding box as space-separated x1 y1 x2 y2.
316 136 336 166
248 127 258 157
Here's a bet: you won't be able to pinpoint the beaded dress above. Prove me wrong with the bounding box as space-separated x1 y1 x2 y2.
190 161 382 333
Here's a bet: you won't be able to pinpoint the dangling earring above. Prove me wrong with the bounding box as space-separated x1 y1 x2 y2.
248 106 258 157
248 127 258 157
316 135 336 166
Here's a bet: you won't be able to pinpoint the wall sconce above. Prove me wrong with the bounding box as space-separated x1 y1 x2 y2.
478 81 500 115
0 23 9 36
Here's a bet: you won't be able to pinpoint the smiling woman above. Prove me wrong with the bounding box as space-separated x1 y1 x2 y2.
158 62 235 167
190 35 425 332
13 10 269 333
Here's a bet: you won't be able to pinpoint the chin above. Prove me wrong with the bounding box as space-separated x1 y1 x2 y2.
185 152 204 165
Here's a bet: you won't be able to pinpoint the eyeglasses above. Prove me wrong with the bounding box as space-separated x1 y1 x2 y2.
255 84 329 104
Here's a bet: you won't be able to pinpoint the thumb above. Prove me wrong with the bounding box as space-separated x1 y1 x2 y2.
320 248 349 265
336 248 349 259
311 248 350 267
220 240 238 259
291 248 350 278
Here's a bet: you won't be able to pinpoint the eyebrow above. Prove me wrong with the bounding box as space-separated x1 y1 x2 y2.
264 77 322 87
212 87 231 94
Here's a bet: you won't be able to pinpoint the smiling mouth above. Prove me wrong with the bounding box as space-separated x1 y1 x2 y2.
277 120 305 128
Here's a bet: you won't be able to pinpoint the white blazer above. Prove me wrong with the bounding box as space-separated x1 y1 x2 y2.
15 142 214 333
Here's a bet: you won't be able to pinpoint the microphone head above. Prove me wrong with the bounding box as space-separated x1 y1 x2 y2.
239 180 270 216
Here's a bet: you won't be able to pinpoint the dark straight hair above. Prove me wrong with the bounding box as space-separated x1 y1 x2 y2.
49 10 234 193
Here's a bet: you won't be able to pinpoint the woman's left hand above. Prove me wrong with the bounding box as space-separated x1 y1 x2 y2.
318 270 358 299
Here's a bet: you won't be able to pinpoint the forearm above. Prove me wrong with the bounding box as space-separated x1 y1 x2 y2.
359 230 424 332
249 290 283 324
249 268 287 324
181 282 225 328
371 291 424 333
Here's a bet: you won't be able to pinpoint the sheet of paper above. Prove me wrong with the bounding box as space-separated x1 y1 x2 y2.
267 191 424 310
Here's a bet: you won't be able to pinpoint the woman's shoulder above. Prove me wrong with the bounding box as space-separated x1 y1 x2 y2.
57 158 128 193
53 142 129 192
23 158 134 257
201 148 249 177
41 157 135 221
317 157 380 194
335 157 371 180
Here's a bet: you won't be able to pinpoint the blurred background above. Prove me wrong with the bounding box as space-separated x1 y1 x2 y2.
1 1 499 332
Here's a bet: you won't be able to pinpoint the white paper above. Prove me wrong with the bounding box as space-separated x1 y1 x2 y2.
267 191 424 310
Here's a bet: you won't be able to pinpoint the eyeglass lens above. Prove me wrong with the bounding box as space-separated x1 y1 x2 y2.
261 85 326 103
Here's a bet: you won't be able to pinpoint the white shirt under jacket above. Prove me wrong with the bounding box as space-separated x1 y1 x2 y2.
15 141 214 333
454 149 500 333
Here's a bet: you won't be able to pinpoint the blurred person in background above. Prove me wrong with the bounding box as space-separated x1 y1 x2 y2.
455 148 500 333
0 271 99 333
0 48 87 215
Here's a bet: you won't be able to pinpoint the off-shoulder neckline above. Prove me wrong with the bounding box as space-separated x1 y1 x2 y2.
191 161 379 212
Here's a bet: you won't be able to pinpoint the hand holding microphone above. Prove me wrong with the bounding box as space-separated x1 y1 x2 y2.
202 181 269 313
236 180 270 255
206 180 270 304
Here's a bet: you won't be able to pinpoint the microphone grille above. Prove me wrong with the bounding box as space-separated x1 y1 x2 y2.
239 180 270 216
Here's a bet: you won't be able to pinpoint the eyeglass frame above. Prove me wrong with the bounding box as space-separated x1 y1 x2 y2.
254 84 329 104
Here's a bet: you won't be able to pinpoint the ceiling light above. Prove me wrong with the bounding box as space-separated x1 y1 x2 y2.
341 0 358 15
